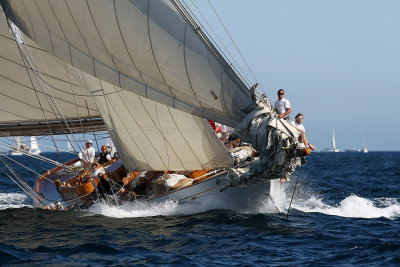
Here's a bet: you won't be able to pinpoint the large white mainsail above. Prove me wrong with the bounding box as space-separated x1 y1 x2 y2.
1 0 250 127
1 0 251 171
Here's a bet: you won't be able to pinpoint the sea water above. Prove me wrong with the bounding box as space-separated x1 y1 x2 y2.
0 152 399 266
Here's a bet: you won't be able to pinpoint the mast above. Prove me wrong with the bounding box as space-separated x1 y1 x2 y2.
15 136 21 148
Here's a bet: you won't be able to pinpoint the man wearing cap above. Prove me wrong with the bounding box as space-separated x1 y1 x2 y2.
274 89 291 121
75 139 95 167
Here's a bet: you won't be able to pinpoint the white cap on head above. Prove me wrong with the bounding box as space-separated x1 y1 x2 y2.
86 139 93 144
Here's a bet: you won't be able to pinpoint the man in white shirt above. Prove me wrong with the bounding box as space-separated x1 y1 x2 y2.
298 133 315 151
291 113 306 135
274 89 291 121
74 139 95 167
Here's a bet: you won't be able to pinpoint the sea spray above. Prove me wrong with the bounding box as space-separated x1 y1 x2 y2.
0 192 31 210
292 194 400 219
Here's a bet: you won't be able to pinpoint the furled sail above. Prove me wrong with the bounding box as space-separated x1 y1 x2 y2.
85 74 234 170
1 0 251 128
0 7 104 136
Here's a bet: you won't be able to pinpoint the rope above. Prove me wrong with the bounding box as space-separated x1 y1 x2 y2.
206 0 258 83
286 165 303 219
0 155 49 207
0 142 62 166
184 0 252 87
6 19 83 164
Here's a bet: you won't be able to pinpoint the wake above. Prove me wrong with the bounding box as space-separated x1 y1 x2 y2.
2 186 398 220
87 198 241 218
0 192 32 210
292 194 400 219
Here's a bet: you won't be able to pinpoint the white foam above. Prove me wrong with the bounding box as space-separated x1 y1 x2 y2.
0 192 31 210
85 182 400 220
255 182 288 214
292 194 400 219
87 199 220 218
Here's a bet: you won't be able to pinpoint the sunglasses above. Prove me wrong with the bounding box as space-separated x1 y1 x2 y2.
278 93 284 95
296 117 303 120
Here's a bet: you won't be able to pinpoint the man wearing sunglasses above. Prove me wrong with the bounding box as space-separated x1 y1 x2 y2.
291 113 306 135
274 89 291 121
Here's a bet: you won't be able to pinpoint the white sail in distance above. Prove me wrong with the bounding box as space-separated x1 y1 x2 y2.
361 128 368 153
331 128 340 152
30 136 41 155
67 140 74 152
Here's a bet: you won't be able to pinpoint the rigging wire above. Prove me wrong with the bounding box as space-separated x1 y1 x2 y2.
1 153 46 178
6 20 95 166
6 19 67 164
76 69 101 153
183 0 253 87
0 155 49 207
0 142 62 166
206 0 258 83
183 0 269 95
286 165 303 219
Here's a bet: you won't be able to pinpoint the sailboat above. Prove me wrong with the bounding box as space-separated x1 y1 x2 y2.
361 128 368 153
0 0 308 209
7 136 40 155
30 136 41 155
8 137 27 156
330 129 341 152
67 141 74 153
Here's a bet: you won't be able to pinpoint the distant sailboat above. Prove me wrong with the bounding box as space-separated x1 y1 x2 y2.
8 137 31 155
361 128 368 153
67 141 74 153
30 136 41 155
331 129 341 152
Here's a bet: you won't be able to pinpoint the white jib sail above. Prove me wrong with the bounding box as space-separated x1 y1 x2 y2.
85 74 234 171
30 136 41 154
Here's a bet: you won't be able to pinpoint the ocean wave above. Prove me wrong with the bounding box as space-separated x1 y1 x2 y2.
292 194 400 219
0 193 31 210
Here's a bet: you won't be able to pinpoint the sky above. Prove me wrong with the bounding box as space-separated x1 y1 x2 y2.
1 0 399 152
191 0 400 151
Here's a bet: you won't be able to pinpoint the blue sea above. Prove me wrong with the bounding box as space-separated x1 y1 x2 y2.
0 152 399 266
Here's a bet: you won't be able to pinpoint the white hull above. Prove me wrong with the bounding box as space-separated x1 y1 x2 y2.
8 150 24 156
8 149 40 156
145 172 279 209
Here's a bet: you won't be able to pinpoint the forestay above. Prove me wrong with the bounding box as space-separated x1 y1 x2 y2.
0 8 103 136
1 0 251 127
